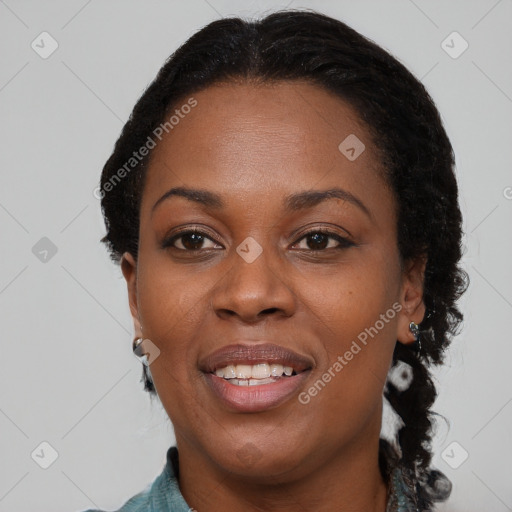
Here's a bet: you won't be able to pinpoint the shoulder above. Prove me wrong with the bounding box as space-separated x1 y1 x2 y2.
80 483 153 512
79 446 191 512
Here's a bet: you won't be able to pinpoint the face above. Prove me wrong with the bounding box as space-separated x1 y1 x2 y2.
122 81 425 482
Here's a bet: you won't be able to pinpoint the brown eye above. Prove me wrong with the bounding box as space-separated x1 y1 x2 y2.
162 229 222 251
293 230 354 251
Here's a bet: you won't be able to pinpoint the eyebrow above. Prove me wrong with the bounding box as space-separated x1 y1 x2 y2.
152 186 371 218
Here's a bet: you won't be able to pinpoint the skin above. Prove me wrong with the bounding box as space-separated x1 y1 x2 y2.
121 81 426 512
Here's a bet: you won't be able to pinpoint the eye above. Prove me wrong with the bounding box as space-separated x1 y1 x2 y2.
292 229 355 251
162 228 223 251
162 227 354 253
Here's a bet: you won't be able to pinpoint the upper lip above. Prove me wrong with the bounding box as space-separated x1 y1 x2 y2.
200 343 314 374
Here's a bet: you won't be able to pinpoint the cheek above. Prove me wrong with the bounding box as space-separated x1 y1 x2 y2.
307 251 401 342
301 250 401 400
136 245 212 331
136 272 205 419
134 255 208 386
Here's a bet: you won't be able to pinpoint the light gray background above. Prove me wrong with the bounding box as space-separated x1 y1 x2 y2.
1 1 511 511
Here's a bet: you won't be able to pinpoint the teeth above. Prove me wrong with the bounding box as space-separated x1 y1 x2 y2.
214 362 296 380
251 363 270 379
236 364 252 379
228 377 277 387
270 363 284 377
224 365 236 378
249 377 275 386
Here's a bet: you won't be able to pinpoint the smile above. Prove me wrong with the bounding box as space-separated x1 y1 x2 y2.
200 343 313 412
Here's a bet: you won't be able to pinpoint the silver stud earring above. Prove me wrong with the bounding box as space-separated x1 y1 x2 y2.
409 321 422 352
409 321 419 340
132 337 155 390
132 337 149 365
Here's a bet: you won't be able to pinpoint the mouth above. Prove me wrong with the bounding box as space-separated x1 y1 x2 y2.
200 343 313 412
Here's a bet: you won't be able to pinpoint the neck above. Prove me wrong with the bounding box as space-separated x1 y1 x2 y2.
176 430 389 512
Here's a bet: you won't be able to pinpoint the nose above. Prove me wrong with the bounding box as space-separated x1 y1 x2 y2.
211 244 296 324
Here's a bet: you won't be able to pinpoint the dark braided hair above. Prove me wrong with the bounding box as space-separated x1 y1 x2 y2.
99 9 468 509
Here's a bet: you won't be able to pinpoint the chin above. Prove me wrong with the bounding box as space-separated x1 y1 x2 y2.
203 434 311 482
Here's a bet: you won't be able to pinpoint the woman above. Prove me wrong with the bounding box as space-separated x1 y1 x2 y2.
88 9 467 512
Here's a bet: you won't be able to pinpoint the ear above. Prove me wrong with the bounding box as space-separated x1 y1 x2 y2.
397 255 427 346
121 252 142 338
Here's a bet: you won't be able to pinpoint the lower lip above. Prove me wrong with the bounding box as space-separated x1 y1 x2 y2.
204 372 310 413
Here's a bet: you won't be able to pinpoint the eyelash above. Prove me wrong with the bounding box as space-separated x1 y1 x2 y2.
161 227 355 253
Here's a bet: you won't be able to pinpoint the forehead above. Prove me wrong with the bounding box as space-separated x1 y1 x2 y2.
141 80 389 213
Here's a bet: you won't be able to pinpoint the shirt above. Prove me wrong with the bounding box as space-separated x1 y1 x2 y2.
83 446 419 512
